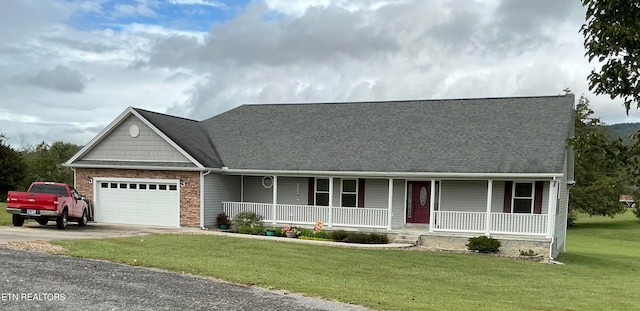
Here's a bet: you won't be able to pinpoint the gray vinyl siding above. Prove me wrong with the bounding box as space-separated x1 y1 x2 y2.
276 177 309 205
440 180 488 212
541 182 549 214
391 179 406 228
243 176 273 203
554 154 570 257
491 181 505 212
364 179 389 209
83 115 193 163
203 173 241 227
333 178 341 206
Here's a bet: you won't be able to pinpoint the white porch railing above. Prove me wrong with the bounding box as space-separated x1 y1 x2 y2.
433 211 548 236
222 202 388 229
491 213 547 235
433 211 486 233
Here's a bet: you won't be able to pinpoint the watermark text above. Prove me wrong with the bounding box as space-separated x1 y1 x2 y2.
1 293 66 302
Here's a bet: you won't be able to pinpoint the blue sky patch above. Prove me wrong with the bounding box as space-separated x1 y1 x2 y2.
66 0 252 32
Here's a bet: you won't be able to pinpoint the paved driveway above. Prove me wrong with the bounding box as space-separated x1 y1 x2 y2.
0 222 180 244
0 248 369 311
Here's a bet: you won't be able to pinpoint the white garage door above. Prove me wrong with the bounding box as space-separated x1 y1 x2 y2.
95 179 180 227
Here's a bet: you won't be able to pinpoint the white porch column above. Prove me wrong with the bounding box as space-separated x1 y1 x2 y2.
272 176 278 224
387 178 394 230
485 179 493 237
429 179 435 233
328 177 334 227
546 180 557 239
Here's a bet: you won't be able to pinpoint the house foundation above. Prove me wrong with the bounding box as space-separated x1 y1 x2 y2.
418 234 551 259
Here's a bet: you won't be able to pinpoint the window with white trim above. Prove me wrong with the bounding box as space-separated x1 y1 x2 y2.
512 182 534 213
341 179 357 207
315 178 329 206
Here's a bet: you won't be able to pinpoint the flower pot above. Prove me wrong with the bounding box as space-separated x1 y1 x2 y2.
266 231 275 236
219 224 229 230
286 232 297 238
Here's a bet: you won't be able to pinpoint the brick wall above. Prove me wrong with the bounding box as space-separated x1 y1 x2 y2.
75 168 200 227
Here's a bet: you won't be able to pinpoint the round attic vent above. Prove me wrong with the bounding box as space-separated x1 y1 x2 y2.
129 124 140 138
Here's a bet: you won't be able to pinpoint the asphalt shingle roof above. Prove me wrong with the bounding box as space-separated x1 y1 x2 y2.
133 108 223 168
198 95 574 173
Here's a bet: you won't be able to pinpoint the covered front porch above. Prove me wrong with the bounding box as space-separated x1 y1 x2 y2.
219 176 559 238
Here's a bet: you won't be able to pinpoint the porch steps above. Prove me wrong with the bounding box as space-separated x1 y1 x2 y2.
394 232 423 246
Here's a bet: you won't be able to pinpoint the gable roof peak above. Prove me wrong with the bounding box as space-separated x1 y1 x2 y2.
132 107 198 122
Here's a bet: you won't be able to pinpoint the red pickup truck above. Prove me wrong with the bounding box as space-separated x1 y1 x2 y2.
6 182 89 229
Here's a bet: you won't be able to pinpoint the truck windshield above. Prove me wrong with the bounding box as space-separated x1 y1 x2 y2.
29 184 68 196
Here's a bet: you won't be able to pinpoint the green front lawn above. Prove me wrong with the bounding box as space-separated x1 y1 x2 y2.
53 212 640 311
0 203 11 226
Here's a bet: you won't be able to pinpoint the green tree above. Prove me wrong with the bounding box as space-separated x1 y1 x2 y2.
0 133 26 200
568 95 628 219
581 0 640 113
22 141 79 187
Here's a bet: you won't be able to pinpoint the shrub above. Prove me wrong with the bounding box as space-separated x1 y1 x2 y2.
299 229 332 240
567 208 578 227
331 231 389 244
331 230 349 242
232 211 263 233
366 233 389 244
216 212 231 226
519 249 539 257
633 204 640 219
237 226 265 235
467 236 501 253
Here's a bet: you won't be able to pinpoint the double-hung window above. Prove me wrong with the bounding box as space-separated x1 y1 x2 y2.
315 178 330 206
512 182 534 213
341 179 357 207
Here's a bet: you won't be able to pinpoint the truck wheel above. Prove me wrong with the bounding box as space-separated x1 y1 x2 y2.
78 209 88 227
56 210 68 229
36 218 49 226
12 215 24 227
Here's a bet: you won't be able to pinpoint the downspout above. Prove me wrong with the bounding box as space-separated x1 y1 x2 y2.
548 236 555 261
548 176 557 261
71 168 76 187
200 170 212 230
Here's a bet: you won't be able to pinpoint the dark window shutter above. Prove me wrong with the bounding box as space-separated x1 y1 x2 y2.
308 177 315 205
503 181 512 213
358 179 365 208
534 181 543 214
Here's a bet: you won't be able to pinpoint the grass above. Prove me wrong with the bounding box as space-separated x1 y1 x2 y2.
52 212 640 311
0 203 11 226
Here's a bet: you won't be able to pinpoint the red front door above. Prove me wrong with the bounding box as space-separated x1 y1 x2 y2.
407 182 430 223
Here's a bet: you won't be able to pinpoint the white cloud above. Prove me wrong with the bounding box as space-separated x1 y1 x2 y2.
2 0 640 149
112 0 158 18
168 0 227 8
263 0 401 16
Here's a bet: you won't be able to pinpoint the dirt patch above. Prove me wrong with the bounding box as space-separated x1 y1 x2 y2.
2 240 68 254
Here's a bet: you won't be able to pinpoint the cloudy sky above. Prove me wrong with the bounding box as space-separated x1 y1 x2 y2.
0 0 638 148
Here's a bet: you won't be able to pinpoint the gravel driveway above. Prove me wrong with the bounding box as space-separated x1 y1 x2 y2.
0 248 370 311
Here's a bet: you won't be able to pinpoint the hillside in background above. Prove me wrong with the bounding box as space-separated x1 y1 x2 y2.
606 123 640 144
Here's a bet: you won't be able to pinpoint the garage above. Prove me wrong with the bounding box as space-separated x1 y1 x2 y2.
94 178 180 227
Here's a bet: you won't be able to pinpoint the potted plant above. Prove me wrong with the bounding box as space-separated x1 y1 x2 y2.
216 212 231 230
265 228 276 236
282 225 300 238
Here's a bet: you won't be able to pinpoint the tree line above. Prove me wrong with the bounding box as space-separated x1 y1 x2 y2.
568 94 640 223
0 133 79 201
576 0 640 221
